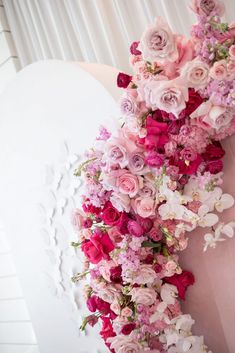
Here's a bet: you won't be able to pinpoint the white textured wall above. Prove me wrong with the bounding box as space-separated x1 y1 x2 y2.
3 0 235 72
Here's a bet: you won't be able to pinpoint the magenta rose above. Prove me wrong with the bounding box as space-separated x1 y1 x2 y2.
205 159 223 174
136 216 153 233
164 270 195 300
121 323 136 335
102 202 123 226
127 219 144 237
145 151 164 167
117 72 132 88
110 265 123 284
81 231 114 264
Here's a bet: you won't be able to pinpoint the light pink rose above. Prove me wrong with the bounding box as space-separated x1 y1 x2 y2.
120 92 139 117
143 79 189 118
164 260 178 277
130 287 157 305
134 265 157 284
191 101 233 130
190 0 225 17
139 17 178 63
229 45 235 60
121 307 133 317
128 151 148 175
104 138 128 168
139 181 156 198
108 227 123 243
180 59 209 89
110 192 131 212
116 172 142 198
110 302 121 315
209 60 227 80
227 60 235 80
132 197 156 218
109 335 142 353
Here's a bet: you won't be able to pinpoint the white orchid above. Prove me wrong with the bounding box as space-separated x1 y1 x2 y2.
203 221 235 251
197 205 218 228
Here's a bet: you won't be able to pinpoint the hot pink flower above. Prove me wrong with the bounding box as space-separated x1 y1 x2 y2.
127 220 144 237
81 231 114 264
117 72 132 88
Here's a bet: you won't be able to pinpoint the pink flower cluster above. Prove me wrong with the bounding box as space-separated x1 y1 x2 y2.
72 1 235 352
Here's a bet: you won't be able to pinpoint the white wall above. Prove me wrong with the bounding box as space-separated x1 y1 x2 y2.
0 3 39 353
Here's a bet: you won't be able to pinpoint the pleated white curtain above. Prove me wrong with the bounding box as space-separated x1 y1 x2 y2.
3 0 235 72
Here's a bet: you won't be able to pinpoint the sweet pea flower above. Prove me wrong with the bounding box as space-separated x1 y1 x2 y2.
139 17 178 63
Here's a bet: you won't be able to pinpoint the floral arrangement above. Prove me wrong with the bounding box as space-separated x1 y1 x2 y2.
71 1 235 352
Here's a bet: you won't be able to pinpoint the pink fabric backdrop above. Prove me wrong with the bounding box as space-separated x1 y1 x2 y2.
180 136 235 353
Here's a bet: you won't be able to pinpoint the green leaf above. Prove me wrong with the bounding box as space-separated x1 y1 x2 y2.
142 241 161 248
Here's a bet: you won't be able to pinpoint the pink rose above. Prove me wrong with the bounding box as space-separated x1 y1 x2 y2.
139 181 156 198
148 227 163 241
229 45 235 60
127 220 144 237
109 335 142 353
81 231 114 264
102 202 123 226
130 287 157 305
110 192 131 213
227 60 235 80
128 151 147 175
191 101 233 130
180 59 209 89
145 151 164 167
132 197 156 218
190 0 225 16
139 17 178 63
104 139 128 168
116 172 141 198
121 307 133 317
134 265 157 284
209 60 227 80
143 79 189 118
120 93 139 117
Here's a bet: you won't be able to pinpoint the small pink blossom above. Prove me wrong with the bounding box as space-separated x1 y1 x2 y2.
209 60 227 80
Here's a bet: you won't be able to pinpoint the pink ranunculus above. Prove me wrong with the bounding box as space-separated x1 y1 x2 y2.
209 60 227 80
81 231 114 264
132 197 156 218
190 0 225 17
139 17 178 63
116 172 141 198
127 219 144 237
143 79 189 118
130 287 157 305
180 59 209 89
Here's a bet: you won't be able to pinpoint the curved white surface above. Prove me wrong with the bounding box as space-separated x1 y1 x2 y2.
0 60 121 353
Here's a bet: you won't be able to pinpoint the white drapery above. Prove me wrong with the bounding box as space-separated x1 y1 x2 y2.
3 0 235 72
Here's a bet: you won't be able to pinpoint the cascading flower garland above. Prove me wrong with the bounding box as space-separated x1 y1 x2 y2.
71 1 235 352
